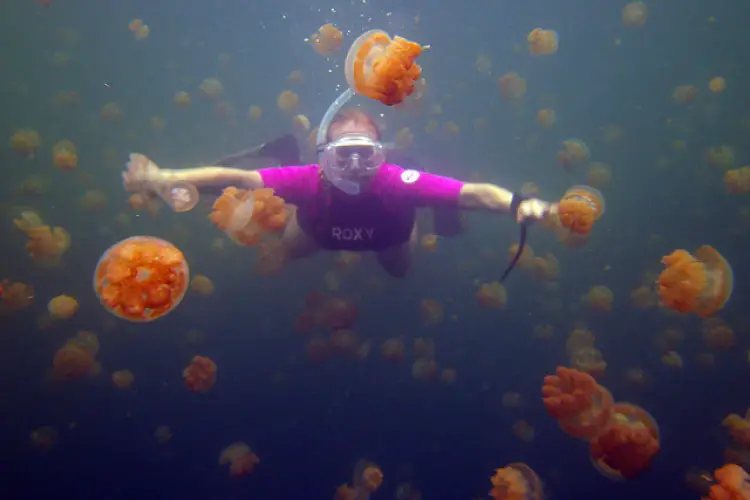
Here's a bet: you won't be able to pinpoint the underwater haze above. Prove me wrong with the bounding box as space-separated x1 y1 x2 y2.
1 0 750 499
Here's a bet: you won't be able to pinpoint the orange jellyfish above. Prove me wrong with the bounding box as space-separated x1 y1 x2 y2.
52 140 78 171
589 403 660 480
587 162 612 188
673 84 698 104
30 426 59 451
0 280 34 312
556 139 590 169
345 30 427 106
476 281 508 309
420 299 444 326
724 166 750 194
210 187 288 246
218 442 260 478
582 285 614 311
703 464 750 500
542 366 614 440
199 78 223 99
709 77 726 93
53 340 95 380
622 2 647 27
100 102 123 121
93 236 189 322
656 246 733 317
190 275 214 296
310 24 343 55
112 369 135 389
527 28 559 56
536 108 556 128
16 223 71 265
10 129 41 158
248 105 262 121
557 185 605 235
489 462 544 500
351 459 383 499
276 90 299 112
498 72 527 100
173 91 191 108
183 355 217 392
48 295 78 319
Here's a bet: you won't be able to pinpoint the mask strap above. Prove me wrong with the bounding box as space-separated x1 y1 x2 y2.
500 193 528 282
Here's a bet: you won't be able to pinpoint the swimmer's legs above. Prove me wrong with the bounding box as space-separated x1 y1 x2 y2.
376 222 418 278
280 207 319 261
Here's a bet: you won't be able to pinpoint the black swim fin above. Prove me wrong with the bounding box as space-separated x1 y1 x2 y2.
213 134 301 169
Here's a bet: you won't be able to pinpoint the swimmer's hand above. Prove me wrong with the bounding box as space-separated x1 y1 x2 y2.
122 153 166 193
517 199 557 224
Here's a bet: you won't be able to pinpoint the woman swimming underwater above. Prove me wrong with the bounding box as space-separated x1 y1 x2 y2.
122 107 558 278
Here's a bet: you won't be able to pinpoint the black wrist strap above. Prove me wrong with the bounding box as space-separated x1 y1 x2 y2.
510 192 527 219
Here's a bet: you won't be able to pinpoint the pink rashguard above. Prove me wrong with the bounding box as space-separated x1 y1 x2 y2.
258 164 464 251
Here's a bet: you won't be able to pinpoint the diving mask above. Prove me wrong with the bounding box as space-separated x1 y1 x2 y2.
320 134 386 174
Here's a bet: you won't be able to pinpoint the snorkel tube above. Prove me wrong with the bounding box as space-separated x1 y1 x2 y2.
316 88 362 195
499 194 529 283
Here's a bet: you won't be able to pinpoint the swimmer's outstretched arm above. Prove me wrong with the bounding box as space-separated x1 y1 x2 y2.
458 182 558 223
122 153 263 194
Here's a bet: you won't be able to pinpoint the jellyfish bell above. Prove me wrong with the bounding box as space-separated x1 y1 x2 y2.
225 193 255 233
155 181 199 213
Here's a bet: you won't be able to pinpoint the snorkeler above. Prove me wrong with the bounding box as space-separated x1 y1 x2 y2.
123 102 557 278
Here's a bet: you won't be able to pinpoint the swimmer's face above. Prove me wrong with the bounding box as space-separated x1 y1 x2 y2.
327 120 381 184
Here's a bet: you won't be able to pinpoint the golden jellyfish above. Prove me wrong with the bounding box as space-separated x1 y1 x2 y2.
128 18 143 32
502 392 522 409
724 166 750 194
476 281 507 309
93 236 189 322
412 358 438 382
287 69 304 84
190 275 214 296
723 410 750 448
150 116 166 133
351 459 383 499
536 108 556 129
587 162 612 188
476 55 492 74
654 326 684 352
381 338 406 363
556 139 590 169
583 285 614 311
210 187 288 246
533 253 559 281
512 420 535 442
183 355 217 392
571 347 608 378
112 369 134 389
10 129 41 158
442 121 460 136
706 145 735 170
532 323 553 340
30 426 59 451
248 105 262 121
219 442 260 478
441 368 457 384
199 78 223 100
345 30 427 106
329 329 360 357
18 175 49 196
0 280 34 312
173 91 191 108
413 337 435 359
48 295 78 319
557 185 605 235
566 328 596 354
527 28 559 56
709 76 726 93
589 403 660 480
509 242 535 269
703 464 750 500
276 90 299 112
293 114 311 132
154 425 172 444
100 102 123 121
79 189 107 212
489 463 544 500
702 317 735 350
657 246 733 317
51 140 78 171
661 350 683 368
542 366 614 440
53 340 95 380
310 23 343 56
395 127 415 149
498 72 527 100
420 233 439 252
134 24 150 41
622 2 648 27
673 84 698 104
420 299 444 326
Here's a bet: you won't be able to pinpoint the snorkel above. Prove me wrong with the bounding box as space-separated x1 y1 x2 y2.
316 88 362 195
